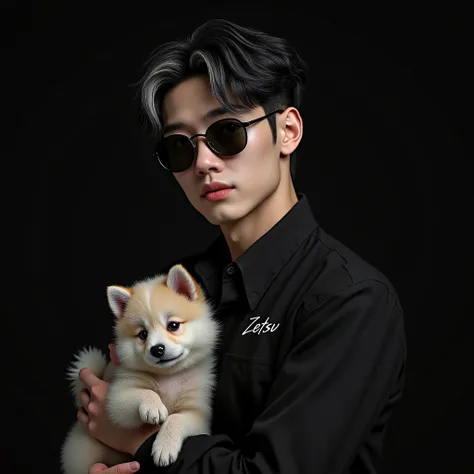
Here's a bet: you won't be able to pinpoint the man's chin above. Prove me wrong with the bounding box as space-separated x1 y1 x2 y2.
198 202 245 224
204 211 242 226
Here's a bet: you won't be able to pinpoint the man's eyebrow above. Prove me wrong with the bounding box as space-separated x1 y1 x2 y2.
204 106 234 119
163 106 245 135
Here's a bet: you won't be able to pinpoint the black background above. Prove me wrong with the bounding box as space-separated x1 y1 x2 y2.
3 3 472 473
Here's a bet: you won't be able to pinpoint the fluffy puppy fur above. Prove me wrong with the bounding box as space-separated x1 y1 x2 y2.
60 264 219 474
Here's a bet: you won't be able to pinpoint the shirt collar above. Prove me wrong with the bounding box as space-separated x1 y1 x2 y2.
235 193 318 310
194 193 319 311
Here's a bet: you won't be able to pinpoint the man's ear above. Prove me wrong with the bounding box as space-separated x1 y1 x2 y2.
279 107 303 157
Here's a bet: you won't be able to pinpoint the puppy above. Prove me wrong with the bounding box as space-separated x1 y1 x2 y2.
61 264 219 473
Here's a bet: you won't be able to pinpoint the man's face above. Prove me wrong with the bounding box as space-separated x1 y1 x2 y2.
161 75 285 226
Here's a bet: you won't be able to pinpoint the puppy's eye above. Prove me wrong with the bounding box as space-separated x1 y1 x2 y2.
167 321 180 332
137 329 148 340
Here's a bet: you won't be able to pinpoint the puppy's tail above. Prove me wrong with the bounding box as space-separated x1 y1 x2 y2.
66 346 108 407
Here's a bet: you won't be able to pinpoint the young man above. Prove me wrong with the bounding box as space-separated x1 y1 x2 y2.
77 19 407 474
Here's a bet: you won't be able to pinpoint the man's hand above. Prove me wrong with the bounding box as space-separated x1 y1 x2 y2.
89 461 140 473
77 344 160 455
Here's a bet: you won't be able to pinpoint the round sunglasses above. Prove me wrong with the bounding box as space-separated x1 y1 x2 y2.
153 109 284 172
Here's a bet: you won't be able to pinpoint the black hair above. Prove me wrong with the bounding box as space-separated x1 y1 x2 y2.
139 19 308 181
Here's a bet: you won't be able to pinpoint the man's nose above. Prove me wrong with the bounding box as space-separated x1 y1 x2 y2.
193 137 224 175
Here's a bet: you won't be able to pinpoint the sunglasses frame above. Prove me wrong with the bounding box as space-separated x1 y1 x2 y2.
153 108 284 172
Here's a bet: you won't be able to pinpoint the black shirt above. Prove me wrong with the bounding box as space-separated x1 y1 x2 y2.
135 194 407 473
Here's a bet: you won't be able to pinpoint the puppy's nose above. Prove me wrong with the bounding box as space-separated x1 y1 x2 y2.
150 344 165 358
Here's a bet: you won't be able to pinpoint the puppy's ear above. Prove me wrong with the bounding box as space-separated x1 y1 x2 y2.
166 264 200 301
107 286 133 318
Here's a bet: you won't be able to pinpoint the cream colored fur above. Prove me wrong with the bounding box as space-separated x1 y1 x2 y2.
60 265 219 473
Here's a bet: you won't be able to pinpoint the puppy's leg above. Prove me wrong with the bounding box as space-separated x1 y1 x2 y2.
107 384 168 428
152 410 209 467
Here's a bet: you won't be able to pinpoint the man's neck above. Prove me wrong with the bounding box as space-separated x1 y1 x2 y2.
220 184 298 261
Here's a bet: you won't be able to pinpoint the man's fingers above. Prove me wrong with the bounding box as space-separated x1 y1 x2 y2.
99 461 140 473
77 407 88 425
89 462 140 473
89 461 140 473
116 461 140 473
79 389 91 407
79 367 101 389
89 463 108 472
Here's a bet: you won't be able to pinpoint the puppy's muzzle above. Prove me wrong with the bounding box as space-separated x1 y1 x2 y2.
150 344 165 358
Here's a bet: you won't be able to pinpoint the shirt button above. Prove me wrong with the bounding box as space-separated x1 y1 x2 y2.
226 265 235 275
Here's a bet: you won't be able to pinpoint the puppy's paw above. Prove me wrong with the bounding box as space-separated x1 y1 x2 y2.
151 426 183 467
138 401 168 425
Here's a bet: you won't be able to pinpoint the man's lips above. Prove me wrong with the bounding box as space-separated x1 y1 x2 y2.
203 188 234 201
201 181 234 196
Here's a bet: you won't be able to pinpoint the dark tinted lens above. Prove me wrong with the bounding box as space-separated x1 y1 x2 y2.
207 119 246 155
156 135 194 172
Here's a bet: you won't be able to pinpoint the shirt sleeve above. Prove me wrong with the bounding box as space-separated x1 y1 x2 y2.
134 279 407 474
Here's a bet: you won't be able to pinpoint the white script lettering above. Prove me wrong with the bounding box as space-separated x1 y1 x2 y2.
242 316 280 336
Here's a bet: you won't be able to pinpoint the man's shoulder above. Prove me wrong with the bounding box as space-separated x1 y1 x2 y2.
301 226 402 312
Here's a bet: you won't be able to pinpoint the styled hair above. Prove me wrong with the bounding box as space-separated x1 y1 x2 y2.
138 19 308 180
